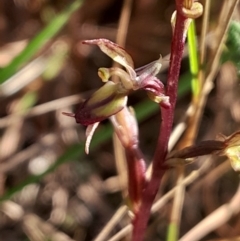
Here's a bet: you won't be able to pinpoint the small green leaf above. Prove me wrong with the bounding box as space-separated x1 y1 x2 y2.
222 21 240 74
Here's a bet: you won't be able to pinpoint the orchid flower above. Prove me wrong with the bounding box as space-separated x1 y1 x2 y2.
63 38 169 153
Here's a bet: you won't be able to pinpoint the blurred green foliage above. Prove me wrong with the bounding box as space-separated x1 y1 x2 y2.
222 21 240 75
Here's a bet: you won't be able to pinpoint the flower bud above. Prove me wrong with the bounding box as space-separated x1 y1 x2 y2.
110 106 139 148
63 81 127 126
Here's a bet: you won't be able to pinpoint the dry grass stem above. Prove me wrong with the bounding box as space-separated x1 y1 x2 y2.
113 134 128 198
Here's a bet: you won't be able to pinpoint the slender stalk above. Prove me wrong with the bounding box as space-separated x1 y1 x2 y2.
166 19 199 241
187 21 200 98
167 166 185 241
199 0 210 86
113 0 133 205
167 140 225 160
132 4 187 241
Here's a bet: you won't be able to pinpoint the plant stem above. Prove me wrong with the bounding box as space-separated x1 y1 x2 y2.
166 20 199 241
187 20 200 98
132 7 187 241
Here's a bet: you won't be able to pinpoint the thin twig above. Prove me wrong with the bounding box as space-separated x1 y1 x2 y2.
115 0 132 47
113 0 132 200
206 0 239 82
167 166 185 241
113 134 128 199
168 105 194 151
108 225 133 241
199 0 210 82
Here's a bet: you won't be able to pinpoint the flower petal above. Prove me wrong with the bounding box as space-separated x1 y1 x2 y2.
83 38 136 79
85 122 99 154
136 56 163 79
139 76 170 107
98 67 134 90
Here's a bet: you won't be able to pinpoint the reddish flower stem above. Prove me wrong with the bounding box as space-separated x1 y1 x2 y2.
125 147 146 211
132 6 187 241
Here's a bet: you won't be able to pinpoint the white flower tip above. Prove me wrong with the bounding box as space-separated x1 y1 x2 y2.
85 122 99 154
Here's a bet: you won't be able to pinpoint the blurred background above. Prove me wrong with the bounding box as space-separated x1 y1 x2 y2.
0 0 240 240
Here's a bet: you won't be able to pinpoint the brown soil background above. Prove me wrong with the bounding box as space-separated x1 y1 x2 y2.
0 1 240 241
